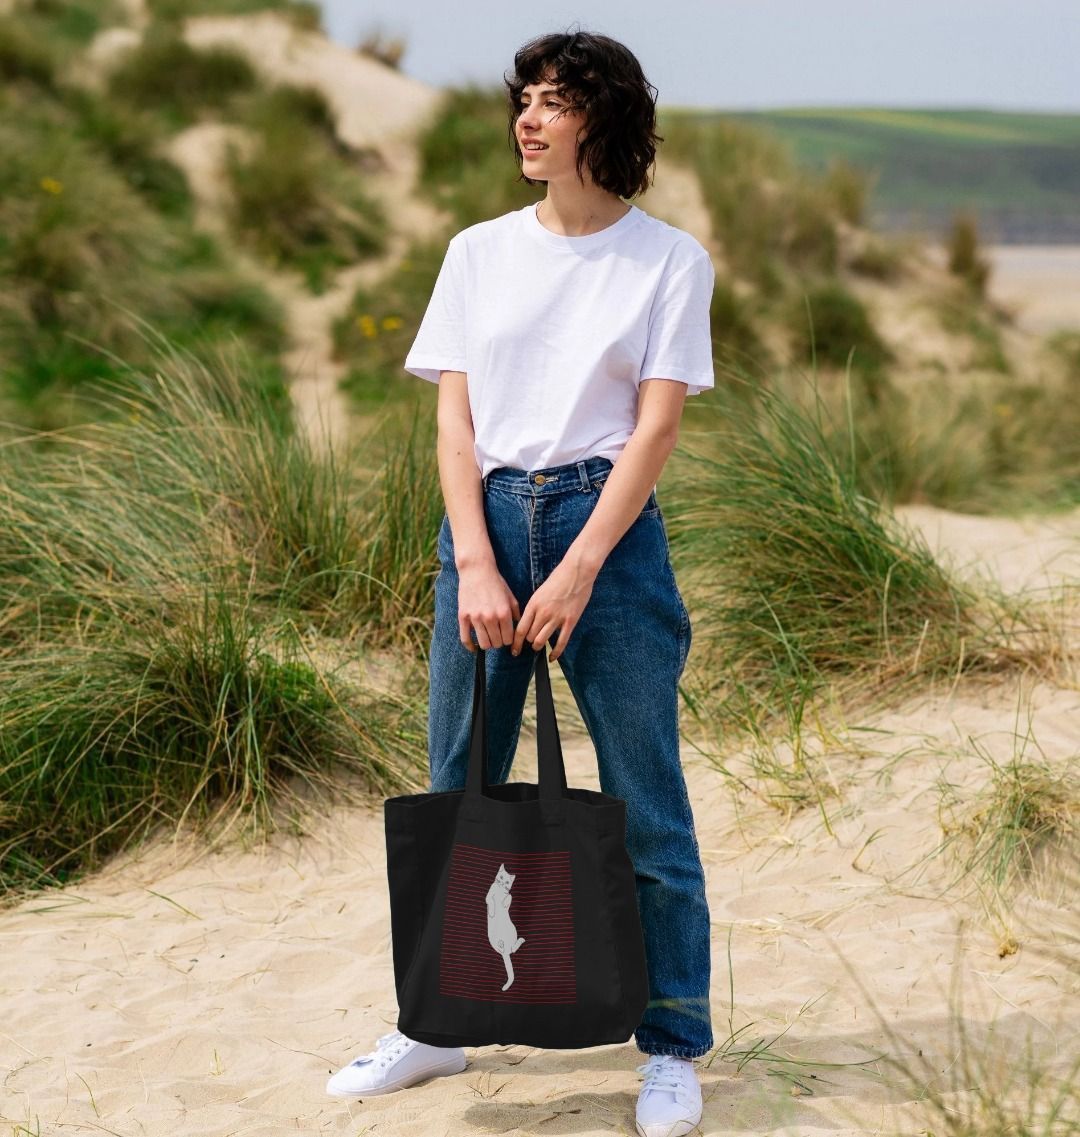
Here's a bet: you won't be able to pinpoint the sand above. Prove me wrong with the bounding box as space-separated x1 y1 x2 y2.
2 503 1078 1136
986 245 1080 336
920 244 1080 338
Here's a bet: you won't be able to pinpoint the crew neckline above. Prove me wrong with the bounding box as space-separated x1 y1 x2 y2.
523 200 643 251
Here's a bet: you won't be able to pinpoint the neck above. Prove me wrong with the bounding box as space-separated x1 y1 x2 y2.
536 187 631 237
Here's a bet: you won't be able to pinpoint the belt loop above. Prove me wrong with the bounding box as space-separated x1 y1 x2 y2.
576 459 589 492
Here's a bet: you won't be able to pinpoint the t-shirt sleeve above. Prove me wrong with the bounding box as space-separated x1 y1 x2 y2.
638 251 715 397
403 234 468 384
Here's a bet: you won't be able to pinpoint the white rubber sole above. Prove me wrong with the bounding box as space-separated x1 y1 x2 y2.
635 1120 699 1137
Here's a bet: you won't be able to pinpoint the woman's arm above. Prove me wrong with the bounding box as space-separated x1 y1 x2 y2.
437 371 492 572
510 377 687 661
562 378 686 579
437 371 521 650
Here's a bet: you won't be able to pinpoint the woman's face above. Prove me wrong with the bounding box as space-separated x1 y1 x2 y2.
514 76 586 184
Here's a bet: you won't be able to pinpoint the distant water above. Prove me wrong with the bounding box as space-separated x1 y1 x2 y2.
873 209 1080 246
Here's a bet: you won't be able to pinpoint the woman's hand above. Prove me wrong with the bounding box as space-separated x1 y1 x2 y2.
458 563 521 651
511 558 596 662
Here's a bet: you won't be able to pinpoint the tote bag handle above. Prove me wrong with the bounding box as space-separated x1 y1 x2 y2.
460 647 568 827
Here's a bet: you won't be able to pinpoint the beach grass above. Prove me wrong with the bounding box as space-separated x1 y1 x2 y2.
223 85 388 288
659 109 840 289
936 744 1080 896
0 76 291 427
106 23 259 128
0 340 432 906
670 371 1048 738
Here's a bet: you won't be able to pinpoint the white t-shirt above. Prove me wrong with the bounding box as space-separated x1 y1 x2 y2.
403 201 715 481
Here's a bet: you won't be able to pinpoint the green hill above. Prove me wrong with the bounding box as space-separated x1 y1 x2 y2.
714 108 1080 243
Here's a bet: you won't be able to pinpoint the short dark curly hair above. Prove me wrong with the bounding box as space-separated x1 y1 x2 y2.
503 28 663 200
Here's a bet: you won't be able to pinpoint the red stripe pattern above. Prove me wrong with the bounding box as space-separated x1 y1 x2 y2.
439 843 577 1004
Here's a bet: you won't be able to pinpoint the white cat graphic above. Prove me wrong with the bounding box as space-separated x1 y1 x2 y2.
485 863 526 991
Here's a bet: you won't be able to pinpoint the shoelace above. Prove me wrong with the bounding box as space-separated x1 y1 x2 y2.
635 1055 695 1103
352 1029 410 1067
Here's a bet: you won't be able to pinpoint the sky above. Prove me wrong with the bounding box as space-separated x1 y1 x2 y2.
316 0 1080 112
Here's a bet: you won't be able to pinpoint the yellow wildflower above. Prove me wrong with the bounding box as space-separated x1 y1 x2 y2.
40 176 63 195
381 315 403 331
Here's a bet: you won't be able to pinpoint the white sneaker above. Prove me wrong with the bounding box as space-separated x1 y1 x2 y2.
634 1054 703 1137
326 1028 467 1097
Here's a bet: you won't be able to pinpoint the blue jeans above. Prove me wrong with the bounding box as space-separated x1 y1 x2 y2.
427 454 714 1059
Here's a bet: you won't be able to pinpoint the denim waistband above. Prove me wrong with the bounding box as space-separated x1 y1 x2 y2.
482 455 615 496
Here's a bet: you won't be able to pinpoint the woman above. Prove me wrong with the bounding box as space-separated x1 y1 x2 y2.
328 29 715 1137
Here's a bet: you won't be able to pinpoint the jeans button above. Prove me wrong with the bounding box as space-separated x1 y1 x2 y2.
534 474 546 485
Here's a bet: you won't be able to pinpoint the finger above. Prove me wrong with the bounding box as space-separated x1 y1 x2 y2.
550 621 573 661
499 608 514 648
531 620 558 653
512 608 532 655
460 616 475 651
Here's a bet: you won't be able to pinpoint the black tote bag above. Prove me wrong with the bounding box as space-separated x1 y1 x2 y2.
384 645 650 1049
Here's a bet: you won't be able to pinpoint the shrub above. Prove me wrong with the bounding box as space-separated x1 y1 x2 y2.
848 236 905 281
107 26 257 125
145 0 320 25
709 279 772 374
823 156 872 226
785 183 839 274
223 111 386 286
0 14 57 87
937 289 1011 373
334 235 445 405
659 111 839 286
946 211 992 297
64 86 193 215
357 25 407 69
789 280 893 378
0 94 288 421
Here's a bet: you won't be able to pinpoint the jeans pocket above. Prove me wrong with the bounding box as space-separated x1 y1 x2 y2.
436 511 460 578
592 477 660 518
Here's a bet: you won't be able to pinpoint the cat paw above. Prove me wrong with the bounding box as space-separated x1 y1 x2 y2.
513 937 525 951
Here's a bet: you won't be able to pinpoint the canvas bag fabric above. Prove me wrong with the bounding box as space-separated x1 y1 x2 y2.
384 646 650 1048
